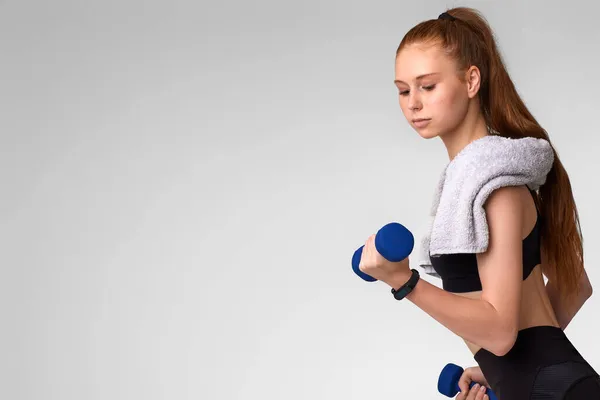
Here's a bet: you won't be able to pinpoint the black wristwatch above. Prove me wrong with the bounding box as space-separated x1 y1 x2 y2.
391 269 420 300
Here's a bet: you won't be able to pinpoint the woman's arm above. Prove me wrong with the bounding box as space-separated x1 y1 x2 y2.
545 268 593 330
389 186 524 356
389 275 517 356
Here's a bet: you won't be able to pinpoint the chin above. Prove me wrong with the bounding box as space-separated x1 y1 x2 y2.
414 128 439 140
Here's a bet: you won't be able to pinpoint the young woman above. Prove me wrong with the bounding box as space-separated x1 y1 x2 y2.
358 7 599 400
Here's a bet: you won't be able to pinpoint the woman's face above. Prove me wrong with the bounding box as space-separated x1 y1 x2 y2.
394 43 471 139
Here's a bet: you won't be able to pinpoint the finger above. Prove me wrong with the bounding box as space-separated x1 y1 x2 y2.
365 235 375 257
455 381 470 400
470 382 488 400
457 374 472 398
365 237 371 253
455 385 465 400
366 234 375 250
359 235 374 272
476 384 488 400
467 383 480 400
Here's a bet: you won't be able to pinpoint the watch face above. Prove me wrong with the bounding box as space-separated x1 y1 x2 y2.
392 270 418 299
394 287 409 299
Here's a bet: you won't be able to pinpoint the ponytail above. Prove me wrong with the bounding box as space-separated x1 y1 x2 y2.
397 7 586 307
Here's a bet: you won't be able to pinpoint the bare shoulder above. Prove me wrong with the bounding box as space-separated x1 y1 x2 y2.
484 185 537 232
483 185 528 216
483 185 543 247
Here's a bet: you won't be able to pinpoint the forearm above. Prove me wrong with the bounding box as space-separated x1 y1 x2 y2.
545 279 592 330
392 275 515 356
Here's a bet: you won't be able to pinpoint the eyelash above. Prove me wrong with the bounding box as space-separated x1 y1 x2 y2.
398 84 436 96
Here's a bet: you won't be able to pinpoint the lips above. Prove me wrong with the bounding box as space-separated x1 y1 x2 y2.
412 118 431 128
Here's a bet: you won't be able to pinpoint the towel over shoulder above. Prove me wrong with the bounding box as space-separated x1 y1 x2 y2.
418 135 555 278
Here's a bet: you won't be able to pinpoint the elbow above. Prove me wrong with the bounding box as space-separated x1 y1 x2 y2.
580 269 593 298
491 328 518 357
580 284 593 300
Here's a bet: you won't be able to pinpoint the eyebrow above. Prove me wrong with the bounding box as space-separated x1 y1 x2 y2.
394 73 441 84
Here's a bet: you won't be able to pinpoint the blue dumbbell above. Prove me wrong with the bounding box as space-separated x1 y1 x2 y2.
438 363 498 400
351 222 414 281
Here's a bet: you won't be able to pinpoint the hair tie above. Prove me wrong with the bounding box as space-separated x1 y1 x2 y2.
438 12 456 21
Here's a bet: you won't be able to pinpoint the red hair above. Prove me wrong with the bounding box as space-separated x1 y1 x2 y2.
397 7 586 307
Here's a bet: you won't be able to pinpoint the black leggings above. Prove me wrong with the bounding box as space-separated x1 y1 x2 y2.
474 325 600 400
564 375 600 399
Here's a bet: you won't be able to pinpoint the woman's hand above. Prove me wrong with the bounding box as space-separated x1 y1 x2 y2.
358 233 411 287
455 366 491 400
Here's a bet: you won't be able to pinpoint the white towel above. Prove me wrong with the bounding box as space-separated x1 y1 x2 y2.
418 135 555 278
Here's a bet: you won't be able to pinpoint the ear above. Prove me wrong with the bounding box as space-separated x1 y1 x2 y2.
465 65 481 99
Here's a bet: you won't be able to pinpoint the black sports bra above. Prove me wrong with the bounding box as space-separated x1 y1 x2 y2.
429 188 542 293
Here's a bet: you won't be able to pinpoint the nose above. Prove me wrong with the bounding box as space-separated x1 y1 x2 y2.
408 92 422 111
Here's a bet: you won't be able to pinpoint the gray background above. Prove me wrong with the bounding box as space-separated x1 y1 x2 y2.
1 0 599 399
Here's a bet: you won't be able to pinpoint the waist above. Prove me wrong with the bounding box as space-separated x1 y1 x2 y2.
474 325 597 399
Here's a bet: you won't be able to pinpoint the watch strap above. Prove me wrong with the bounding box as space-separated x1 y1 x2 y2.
391 268 420 300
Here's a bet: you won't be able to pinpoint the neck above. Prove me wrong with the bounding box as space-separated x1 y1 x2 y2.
440 110 490 160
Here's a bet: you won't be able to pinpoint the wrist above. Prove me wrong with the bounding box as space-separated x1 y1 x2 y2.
390 269 420 301
388 270 414 290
